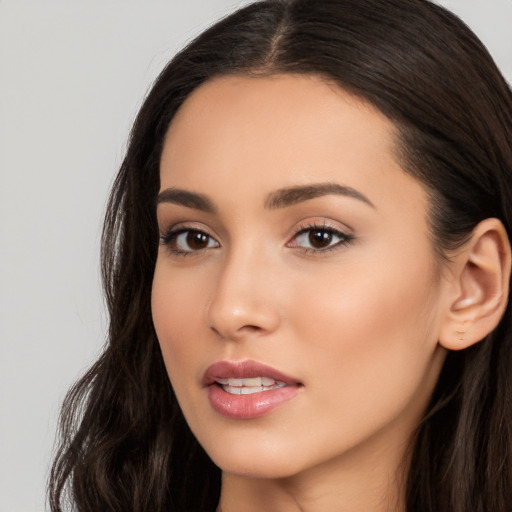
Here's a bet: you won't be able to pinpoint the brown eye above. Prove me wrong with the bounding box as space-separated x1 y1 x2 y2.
308 230 333 249
290 225 354 253
161 228 220 254
186 231 210 250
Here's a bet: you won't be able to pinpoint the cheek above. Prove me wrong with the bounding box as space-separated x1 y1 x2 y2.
289 249 441 418
151 263 208 386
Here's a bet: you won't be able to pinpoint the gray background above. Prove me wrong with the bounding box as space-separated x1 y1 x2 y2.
1 1 511 511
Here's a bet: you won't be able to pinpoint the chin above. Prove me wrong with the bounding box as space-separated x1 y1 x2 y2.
214 457 302 480
201 436 308 480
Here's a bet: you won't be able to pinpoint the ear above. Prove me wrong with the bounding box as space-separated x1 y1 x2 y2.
439 218 511 351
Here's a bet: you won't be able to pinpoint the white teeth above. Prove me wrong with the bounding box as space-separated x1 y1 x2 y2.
243 377 262 387
218 377 276 387
241 387 259 395
214 376 289 394
221 380 288 395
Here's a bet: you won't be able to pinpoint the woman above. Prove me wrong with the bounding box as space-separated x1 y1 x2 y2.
49 0 512 510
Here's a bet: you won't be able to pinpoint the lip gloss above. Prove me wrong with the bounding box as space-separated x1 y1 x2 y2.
203 360 302 419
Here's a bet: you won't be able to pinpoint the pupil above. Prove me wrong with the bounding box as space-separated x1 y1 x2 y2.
187 231 208 249
309 230 332 248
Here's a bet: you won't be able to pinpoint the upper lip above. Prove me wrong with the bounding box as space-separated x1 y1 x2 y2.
202 360 300 387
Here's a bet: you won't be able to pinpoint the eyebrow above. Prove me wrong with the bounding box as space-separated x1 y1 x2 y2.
156 182 374 213
264 183 375 209
156 188 216 213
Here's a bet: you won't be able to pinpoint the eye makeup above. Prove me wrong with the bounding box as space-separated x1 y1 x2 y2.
159 218 355 258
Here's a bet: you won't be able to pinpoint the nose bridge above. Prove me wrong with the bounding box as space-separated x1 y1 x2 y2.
207 241 280 339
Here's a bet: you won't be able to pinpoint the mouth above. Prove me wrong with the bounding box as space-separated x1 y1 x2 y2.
203 359 300 389
214 376 288 395
203 360 302 419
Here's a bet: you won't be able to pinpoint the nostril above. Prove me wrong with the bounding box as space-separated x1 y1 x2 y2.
241 325 261 332
210 323 263 339
207 292 281 339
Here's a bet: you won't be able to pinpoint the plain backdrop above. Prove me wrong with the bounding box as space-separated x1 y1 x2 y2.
0 2 511 511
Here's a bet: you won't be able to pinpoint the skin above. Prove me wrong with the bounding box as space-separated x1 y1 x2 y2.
152 74 451 512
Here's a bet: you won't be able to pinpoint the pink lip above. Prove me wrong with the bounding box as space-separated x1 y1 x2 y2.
203 360 302 420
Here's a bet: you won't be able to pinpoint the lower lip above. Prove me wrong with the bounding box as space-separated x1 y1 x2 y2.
207 384 301 420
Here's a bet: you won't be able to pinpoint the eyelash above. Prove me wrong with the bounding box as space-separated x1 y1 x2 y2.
159 222 354 257
159 226 219 257
287 222 355 254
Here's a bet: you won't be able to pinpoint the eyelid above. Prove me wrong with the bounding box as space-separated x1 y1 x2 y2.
286 219 355 253
159 222 220 256
158 218 354 257
158 220 217 240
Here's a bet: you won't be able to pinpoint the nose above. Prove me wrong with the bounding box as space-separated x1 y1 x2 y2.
207 249 281 341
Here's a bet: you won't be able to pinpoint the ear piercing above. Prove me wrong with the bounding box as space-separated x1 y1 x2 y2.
456 320 468 342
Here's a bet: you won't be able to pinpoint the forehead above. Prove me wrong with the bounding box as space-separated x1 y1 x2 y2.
162 74 394 164
159 73 425 219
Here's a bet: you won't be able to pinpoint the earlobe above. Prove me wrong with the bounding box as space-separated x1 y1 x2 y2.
439 218 511 351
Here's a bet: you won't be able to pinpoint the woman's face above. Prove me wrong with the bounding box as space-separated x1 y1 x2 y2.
152 74 448 479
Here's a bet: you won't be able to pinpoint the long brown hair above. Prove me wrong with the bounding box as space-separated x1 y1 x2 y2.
49 1 512 510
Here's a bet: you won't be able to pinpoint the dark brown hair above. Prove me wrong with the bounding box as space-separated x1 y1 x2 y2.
49 1 512 511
